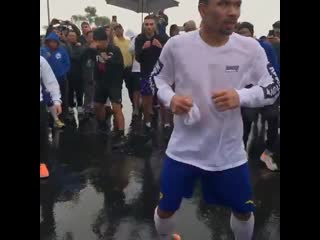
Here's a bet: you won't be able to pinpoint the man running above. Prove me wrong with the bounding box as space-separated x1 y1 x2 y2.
40 56 62 178
152 1 280 239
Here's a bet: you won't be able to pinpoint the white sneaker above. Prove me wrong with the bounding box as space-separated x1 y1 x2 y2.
48 128 53 143
260 150 278 171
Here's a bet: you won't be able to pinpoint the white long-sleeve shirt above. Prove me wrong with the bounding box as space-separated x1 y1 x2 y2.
40 56 61 104
128 36 141 73
153 31 280 171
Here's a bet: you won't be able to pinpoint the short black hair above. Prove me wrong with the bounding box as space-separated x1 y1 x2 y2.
66 30 77 36
268 30 275 37
93 27 108 41
50 18 60 25
81 22 89 27
272 21 280 29
199 0 209 4
238 22 254 35
170 24 179 31
170 24 179 36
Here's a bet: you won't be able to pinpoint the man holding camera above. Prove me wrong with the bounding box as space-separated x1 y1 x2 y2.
45 19 81 49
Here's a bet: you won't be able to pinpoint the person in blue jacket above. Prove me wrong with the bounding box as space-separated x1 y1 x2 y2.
41 32 70 125
237 21 280 172
237 22 279 76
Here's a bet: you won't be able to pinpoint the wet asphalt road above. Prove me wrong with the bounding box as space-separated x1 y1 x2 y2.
40 90 280 240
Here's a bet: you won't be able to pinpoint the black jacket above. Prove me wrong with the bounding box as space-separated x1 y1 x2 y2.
82 44 124 86
135 33 168 78
81 46 95 83
79 35 87 46
67 43 85 80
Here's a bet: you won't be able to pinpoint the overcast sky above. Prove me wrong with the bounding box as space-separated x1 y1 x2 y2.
40 0 279 37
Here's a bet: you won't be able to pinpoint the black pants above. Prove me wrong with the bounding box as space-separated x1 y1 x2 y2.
261 100 280 153
241 107 259 148
68 76 84 108
83 71 95 112
57 77 68 118
242 100 279 152
40 102 49 164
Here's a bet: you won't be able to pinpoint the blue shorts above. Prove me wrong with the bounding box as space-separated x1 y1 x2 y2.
159 156 255 214
140 77 153 96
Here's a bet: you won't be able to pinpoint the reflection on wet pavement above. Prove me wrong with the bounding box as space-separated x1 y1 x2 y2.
40 92 280 240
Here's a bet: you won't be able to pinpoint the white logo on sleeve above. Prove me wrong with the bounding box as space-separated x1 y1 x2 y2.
55 53 62 59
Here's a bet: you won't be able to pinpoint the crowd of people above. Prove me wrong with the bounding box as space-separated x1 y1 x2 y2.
40 1 280 239
40 11 174 179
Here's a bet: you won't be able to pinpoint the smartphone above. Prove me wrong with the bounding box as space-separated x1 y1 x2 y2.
112 16 117 23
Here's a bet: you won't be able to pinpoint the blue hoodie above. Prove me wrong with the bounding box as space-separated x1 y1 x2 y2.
40 32 70 80
258 39 280 78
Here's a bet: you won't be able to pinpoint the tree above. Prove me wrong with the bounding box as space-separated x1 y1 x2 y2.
70 6 108 28
71 14 88 27
84 6 97 24
71 15 87 22
94 16 110 27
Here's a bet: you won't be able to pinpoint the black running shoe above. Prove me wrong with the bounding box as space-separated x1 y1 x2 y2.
97 121 108 134
112 135 127 149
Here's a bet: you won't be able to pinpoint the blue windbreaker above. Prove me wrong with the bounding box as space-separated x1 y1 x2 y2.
258 39 280 78
40 32 70 80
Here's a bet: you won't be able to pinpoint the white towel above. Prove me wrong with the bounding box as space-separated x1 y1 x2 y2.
184 104 201 126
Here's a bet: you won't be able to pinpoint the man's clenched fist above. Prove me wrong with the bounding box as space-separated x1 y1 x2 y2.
212 89 240 112
170 95 193 115
143 41 151 49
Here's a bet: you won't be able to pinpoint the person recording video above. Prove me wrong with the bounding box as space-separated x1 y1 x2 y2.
45 19 81 39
